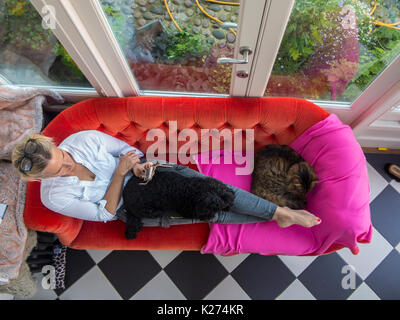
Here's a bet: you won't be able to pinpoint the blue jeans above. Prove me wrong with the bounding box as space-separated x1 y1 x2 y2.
116 157 278 227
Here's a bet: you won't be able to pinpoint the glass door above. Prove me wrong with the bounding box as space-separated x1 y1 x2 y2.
29 0 291 98
100 0 240 94
249 0 400 125
97 0 270 96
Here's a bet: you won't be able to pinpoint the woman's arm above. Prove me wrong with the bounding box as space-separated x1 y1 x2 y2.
102 171 126 216
103 150 140 215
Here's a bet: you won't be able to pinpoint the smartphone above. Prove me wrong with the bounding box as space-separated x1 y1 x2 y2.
0 203 7 224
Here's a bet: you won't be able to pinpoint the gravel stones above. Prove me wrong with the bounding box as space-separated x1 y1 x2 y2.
117 0 239 48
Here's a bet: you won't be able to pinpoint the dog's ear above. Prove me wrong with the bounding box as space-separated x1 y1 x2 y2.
286 162 318 195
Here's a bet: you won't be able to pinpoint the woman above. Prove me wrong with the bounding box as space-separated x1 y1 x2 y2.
12 130 321 228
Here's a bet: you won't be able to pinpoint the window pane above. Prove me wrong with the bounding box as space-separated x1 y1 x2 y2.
100 0 240 94
265 0 400 103
0 0 91 87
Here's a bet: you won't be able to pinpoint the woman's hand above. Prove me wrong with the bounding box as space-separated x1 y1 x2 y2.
116 150 140 177
133 161 154 179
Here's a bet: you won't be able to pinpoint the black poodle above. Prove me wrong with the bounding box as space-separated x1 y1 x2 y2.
122 169 235 239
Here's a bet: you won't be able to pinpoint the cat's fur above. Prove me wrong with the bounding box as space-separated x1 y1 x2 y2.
251 145 318 209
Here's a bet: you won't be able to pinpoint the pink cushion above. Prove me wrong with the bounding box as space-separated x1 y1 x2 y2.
195 114 372 256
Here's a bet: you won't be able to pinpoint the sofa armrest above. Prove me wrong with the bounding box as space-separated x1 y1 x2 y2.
23 182 83 246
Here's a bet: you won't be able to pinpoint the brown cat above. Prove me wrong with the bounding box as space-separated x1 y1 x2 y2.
251 145 318 210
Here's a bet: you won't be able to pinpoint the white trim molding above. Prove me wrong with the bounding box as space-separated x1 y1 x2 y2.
30 0 140 97
229 0 269 97
246 0 294 97
352 81 400 148
348 53 400 126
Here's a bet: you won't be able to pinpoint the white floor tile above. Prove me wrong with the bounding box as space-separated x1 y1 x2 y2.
277 255 318 277
347 282 380 300
276 279 316 300
367 163 389 203
214 253 250 273
149 250 183 269
130 270 186 300
390 180 400 195
337 227 393 280
204 275 250 300
59 266 122 300
86 250 112 264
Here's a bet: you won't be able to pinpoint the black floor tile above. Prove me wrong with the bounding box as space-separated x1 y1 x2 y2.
97 250 162 300
163 251 228 300
231 254 296 300
365 250 400 300
298 253 363 300
370 185 400 247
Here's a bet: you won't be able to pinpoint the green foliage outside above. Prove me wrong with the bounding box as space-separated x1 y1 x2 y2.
152 26 212 64
51 43 84 78
2 0 53 51
274 0 374 75
273 0 400 100
102 3 130 52
1 0 87 84
354 25 400 88
102 3 212 65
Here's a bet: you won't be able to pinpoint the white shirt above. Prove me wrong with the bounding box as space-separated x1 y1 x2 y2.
40 130 144 222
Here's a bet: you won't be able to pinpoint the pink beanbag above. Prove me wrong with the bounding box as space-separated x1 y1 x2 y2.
195 114 372 256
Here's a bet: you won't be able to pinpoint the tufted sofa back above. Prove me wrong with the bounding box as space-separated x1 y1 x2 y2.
24 96 329 250
42 96 329 154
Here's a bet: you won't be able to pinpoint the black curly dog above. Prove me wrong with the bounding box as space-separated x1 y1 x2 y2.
122 169 235 239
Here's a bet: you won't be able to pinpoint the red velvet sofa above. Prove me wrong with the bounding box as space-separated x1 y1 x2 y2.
23 96 329 250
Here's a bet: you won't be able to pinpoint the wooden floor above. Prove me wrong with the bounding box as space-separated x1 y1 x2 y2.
363 147 400 155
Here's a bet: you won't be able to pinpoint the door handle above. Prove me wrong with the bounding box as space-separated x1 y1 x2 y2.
217 46 253 65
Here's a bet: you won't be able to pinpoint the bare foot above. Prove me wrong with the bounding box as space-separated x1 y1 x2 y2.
272 206 321 228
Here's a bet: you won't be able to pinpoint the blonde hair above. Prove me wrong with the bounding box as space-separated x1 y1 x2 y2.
12 133 55 181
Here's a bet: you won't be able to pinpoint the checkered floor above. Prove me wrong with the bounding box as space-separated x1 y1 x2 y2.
20 153 400 300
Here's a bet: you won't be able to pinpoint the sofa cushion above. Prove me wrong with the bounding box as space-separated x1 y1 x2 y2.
198 114 372 256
